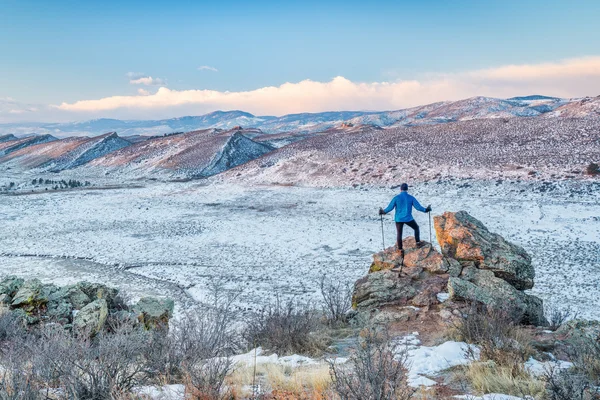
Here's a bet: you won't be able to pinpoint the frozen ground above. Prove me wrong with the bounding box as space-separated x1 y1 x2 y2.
0 178 598 319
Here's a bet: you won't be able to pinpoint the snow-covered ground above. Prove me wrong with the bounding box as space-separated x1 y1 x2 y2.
0 178 598 319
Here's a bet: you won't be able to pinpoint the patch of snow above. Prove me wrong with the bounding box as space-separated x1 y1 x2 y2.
404 341 479 387
133 384 185 400
455 394 530 400
524 357 573 377
437 292 450 302
230 347 318 368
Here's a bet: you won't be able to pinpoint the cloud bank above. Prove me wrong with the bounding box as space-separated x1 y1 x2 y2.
2 56 600 122
57 56 600 118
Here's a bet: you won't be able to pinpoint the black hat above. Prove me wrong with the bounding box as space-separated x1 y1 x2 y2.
400 183 408 191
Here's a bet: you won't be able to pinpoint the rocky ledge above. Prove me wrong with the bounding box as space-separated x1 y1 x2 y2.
352 210 547 327
0 277 174 335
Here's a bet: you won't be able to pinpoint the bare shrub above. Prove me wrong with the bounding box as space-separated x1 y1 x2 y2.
0 310 26 345
184 357 235 400
243 296 328 356
318 275 352 327
0 339 41 400
328 327 415 400
586 162 600 176
454 302 533 371
37 325 152 399
545 303 577 331
543 365 594 400
544 334 600 399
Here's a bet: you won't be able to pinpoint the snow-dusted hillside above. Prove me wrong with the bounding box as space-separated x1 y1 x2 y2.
0 132 131 171
217 117 600 186
0 134 57 156
84 128 273 179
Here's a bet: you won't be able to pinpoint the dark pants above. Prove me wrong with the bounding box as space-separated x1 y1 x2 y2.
395 220 420 249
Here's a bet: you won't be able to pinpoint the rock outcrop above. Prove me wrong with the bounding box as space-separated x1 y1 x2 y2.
352 211 547 327
435 211 534 290
132 297 175 329
0 277 174 334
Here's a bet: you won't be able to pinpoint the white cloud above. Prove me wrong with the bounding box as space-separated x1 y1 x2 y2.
129 76 166 86
54 56 600 118
137 88 151 96
198 65 218 72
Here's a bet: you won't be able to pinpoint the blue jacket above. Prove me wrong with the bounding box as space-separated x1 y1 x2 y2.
383 191 427 222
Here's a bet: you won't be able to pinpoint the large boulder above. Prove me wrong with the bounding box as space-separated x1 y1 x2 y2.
48 285 92 310
132 297 174 329
448 267 546 326
73 299 108 335
354 239 451 311
11 279 48 312
352 211 547 327
77 282 119 308
434 211 534 290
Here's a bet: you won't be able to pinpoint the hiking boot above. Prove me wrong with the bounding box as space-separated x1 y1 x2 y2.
416 241 427 248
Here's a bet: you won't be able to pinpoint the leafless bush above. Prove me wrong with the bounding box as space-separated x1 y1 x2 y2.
319 274 352 326
184 357 235 400
545 303 577 331
455 302 533 370
328 327 415 400
0 310 26 345
543 365 595 400
242 295 328 356
39 325 152 399
0 340 41 400
144 282 241 395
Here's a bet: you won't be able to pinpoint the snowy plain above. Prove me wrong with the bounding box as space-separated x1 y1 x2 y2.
0 177 599 320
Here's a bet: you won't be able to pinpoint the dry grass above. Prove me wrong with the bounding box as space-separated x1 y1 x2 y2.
228 363 332 399
463 362 545 399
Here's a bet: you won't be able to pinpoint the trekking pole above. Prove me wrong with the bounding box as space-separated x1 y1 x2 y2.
428 211 432 244
380 214 385 251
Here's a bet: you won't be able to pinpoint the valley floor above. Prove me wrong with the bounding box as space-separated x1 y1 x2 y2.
0 178 598 319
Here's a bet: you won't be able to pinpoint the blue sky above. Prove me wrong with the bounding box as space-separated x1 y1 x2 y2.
1 0 599 121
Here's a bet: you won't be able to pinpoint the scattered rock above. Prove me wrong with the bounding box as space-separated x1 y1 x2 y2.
11 279 48 312
77 282 118 308
0 276 24 297
0 293 11 305
133 297 174 329
73 299 108 335
0 278 173 332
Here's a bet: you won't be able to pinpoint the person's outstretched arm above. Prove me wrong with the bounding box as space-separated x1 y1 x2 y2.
380 198 396 214
412 197 430 213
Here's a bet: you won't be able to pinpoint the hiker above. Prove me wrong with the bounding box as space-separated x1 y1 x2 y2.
379 183 431 255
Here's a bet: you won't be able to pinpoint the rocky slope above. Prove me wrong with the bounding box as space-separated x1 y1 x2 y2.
219 117 600 186
0 134 57 156
352 211 547 329
85 128 273 179
0 132 131 171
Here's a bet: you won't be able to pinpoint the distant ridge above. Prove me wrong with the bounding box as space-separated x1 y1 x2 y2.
1 95 598 139
508 95 561 101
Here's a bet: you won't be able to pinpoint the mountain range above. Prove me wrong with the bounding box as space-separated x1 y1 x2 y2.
1 95 598 138
0 95 598 184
